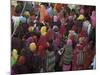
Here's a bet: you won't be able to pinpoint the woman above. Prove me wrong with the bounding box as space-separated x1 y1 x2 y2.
44 40 56 72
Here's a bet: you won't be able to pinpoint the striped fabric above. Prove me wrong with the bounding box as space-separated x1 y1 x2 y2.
45 50 56 72
77 50 84 65
63 45 73 64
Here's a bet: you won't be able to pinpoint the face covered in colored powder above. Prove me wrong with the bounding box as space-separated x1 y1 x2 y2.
29 42 37 52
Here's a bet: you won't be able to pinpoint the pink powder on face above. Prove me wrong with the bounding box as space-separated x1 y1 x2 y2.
53 15 58 22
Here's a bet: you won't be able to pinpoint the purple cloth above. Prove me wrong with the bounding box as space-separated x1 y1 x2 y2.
26 37 33 45
53 38 60 50
59 25 66 36
63 64 71 71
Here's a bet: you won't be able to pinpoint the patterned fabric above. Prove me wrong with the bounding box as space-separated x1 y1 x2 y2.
77 50 84 65
45 50 56 72
62 45 73 64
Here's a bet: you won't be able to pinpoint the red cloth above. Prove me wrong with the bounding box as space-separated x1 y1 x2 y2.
47 28 54 40
38 35 48 50
71 25 77 32
30 16 36 21
17 56 25 65
37 45 45 57
44 15 51 22
72 44 83 70
78 30 86 39
59 25 66 36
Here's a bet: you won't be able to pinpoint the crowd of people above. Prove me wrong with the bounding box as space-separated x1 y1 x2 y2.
11 1 96 74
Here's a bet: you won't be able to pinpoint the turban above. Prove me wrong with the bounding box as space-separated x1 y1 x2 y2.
19 16 26 23
12 49 18 60
23 11 30 18
28 26 34 33
40 26 47 35
77 15 85 20
11 49 18 66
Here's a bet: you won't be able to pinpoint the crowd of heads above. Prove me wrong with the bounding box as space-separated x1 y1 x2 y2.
11 1 96 74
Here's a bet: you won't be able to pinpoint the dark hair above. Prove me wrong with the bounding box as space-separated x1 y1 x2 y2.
41 3 49 8
84 13 91 21
48 43 54 51
15 3 23 16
